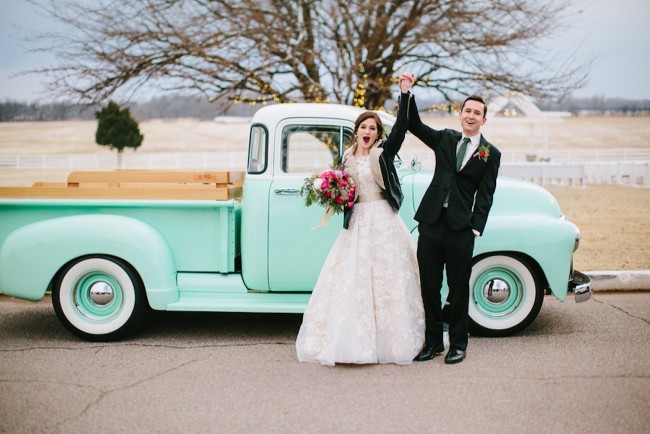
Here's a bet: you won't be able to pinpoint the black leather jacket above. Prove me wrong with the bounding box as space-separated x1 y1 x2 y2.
378 142 403 212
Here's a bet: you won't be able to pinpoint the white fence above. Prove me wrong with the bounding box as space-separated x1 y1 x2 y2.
0 152 248 171
500 148 650 164
584 161 650 187
499 161 650 187
500 163 587 187
1 152 649 188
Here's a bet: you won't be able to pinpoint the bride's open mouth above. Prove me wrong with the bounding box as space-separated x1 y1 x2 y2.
363 137 370 144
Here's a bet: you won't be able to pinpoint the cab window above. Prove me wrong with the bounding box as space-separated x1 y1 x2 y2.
281 125 354 173
247 124 268 174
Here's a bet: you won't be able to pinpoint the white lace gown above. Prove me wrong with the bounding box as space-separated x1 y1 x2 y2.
296 155 425 365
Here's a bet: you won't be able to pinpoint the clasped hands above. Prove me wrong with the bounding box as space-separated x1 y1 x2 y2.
398 72 415 93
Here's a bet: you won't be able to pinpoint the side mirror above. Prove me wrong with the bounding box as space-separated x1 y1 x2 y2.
411 153 421 172
393 154 403 169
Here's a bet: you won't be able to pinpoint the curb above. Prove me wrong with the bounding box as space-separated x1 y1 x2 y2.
584 270 650 291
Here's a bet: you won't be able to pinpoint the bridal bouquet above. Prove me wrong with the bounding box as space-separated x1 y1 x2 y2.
301 163 356 218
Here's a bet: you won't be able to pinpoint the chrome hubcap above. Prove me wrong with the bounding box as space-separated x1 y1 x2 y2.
482 278 510 304
89 281 115 306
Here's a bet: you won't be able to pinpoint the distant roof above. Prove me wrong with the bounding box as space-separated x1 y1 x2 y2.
489 91 570 118
489 92 543 117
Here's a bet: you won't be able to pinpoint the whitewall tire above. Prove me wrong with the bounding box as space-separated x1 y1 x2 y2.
468 254 544 337
52 256 146 341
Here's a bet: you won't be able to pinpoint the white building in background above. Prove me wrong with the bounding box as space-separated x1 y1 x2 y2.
486 91 571 161
489 91 572 119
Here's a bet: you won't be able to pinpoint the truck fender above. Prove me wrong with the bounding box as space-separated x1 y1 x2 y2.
0 214 178 308
474 215 577 301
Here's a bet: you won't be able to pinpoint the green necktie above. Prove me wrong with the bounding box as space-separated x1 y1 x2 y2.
456 137 470 171
445 137 471 205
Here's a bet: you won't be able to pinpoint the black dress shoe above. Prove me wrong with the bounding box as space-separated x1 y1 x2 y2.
444 347 466 364
414 343 445 361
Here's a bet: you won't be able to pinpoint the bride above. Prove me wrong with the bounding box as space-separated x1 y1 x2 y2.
295 80 425 366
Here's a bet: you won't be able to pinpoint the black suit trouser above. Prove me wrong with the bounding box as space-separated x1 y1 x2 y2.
417 209 475 351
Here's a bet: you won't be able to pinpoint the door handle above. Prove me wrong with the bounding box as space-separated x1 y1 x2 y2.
274 188 300 195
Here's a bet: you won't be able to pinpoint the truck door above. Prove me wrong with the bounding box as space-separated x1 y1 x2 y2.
268 120 354 291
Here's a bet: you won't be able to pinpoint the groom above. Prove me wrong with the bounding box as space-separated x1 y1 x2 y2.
400 73 501 364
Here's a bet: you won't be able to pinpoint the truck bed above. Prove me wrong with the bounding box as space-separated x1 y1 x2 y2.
0 169 244 201
0 170 244 275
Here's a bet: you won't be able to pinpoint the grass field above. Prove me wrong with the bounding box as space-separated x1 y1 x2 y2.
2 114 649 154
1 115 649 272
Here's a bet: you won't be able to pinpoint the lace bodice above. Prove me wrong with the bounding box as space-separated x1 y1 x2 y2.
354 155 382 196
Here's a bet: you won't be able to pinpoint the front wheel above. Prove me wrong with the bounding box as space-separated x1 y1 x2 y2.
52 256 146 341
468 254 544 337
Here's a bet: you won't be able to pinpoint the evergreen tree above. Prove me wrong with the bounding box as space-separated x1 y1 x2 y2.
95 101 143 167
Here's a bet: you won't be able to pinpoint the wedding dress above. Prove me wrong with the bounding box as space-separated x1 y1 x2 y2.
296 155 425 365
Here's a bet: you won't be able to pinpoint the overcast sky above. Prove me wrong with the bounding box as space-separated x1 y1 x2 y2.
1 0 649 102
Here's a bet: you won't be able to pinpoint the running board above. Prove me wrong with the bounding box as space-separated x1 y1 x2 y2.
165 291 311 313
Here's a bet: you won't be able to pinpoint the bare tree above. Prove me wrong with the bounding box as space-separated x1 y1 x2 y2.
25 0 589 110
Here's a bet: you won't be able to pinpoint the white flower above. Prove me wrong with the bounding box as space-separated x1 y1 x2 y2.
313 178 323 191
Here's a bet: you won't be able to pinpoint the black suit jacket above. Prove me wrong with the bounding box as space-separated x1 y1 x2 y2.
407 94 501 234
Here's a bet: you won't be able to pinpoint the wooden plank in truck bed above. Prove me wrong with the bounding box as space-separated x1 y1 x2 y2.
0 186 242 200
67 170 244 186
0 170 244 200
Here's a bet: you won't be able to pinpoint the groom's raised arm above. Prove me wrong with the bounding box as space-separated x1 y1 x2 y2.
399 73 443 149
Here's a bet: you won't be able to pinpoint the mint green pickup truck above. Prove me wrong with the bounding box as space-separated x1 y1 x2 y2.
0 103 591 341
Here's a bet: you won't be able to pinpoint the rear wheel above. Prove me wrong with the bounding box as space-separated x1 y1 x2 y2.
468 254 544 337
52 256 146 341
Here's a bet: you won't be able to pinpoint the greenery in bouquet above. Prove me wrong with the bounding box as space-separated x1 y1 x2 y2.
301 163 356 214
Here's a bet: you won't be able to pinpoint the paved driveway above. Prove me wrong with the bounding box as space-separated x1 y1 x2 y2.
1 292 649 433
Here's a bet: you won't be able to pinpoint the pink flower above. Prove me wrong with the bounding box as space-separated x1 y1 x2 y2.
346 202 354 208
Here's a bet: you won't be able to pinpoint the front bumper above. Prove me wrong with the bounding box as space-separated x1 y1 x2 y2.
570 270 592 303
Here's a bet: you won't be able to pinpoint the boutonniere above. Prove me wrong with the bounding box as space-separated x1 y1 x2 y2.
473 144 490 162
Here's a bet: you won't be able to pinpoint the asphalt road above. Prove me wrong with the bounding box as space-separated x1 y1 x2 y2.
1 292 649 434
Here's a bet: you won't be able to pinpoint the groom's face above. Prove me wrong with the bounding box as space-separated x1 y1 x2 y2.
459 100 486 137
